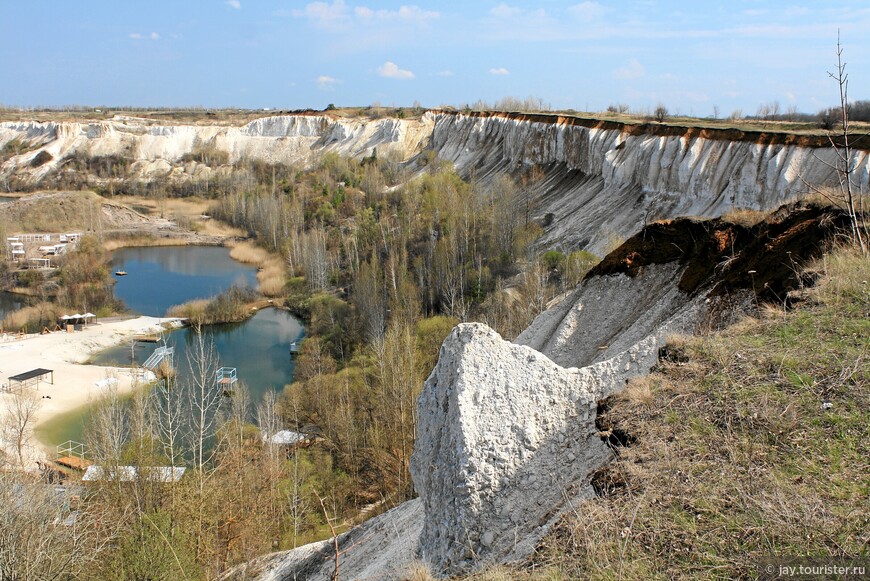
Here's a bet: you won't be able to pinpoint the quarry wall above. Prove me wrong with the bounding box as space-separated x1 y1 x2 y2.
2 111 867 255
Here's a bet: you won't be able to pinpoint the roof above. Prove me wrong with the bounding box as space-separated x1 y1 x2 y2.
9 368 53 382
82 465 186 483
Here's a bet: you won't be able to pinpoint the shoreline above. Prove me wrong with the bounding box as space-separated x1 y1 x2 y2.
0 316 183 466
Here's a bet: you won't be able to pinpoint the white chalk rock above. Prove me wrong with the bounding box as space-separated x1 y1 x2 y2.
410 323 611 576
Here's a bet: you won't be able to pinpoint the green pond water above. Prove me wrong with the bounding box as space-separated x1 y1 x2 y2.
36 246 303 447
0 291 26 320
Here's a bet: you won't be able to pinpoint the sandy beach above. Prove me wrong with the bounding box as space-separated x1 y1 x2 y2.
0 316 183 463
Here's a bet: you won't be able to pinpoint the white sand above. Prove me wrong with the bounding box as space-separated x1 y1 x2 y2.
0 317 183 463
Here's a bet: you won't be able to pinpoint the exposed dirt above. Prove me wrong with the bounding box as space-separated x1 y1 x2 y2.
588 203 854 303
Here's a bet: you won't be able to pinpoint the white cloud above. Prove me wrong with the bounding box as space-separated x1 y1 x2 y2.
489 67 510 75
490 4 522 18
378 61 415 79
434 70 453 77
295 1 350 27
226 0 241 9
612 59 645 80
129 32 160 41
316 75 342 89
295 1 438 29
366 5 439 23
567 1 608 21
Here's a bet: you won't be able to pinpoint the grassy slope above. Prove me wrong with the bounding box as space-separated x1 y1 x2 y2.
0 190 104 233
463 246 869 580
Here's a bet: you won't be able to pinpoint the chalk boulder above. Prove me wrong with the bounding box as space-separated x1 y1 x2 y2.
411 323 615 576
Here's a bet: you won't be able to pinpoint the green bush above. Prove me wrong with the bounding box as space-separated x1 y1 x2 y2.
541 250 566 271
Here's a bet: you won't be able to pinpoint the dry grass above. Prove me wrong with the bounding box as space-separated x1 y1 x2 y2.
464 565 566 581
116 194 211 216
721 207 771 228
619 376 656 407
1 190 104 233
228 240 287 297
114 195 246 238
402 560 436 581
1 303 61 333
813 244 870 308
102 236 194 251
470 244 869 580
166 298 210 321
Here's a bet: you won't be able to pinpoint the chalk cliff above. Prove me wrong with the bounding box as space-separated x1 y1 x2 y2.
3 112 867 255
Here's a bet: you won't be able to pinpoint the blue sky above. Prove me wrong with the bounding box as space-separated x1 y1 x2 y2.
1 1 868 116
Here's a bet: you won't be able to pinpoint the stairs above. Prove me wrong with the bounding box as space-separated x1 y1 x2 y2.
144 346 174 370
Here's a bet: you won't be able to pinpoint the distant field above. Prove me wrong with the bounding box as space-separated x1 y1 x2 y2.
3 106 868 138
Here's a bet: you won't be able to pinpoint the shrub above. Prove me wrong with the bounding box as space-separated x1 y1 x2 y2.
541 250 566 271
654 104 668 123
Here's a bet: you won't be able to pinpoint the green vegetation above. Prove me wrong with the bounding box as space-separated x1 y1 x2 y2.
473 245 869 580
283 314 457 508
1 111 866 579
0 146 579 578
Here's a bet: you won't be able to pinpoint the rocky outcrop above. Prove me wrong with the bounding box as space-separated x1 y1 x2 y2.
430 113 870 255
517 262 704 368
410 323 659 575
0 114 435 188
221 500 423 581
221 321 662 581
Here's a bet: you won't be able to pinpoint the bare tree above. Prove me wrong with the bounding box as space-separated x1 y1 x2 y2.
1 389 41 468
150 377 185 468
827 35 867 254
256 390 282 522
301 225 330 291
0 473 121 580
183 328 224 481
87 378 127 470
808 34 868 255
353 256 386 342
268 391 308 548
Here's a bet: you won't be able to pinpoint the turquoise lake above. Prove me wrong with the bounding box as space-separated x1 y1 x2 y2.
109 245 259 316
37 246 303 446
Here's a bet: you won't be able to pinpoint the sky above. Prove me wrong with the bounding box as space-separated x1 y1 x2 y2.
1 1 869 117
